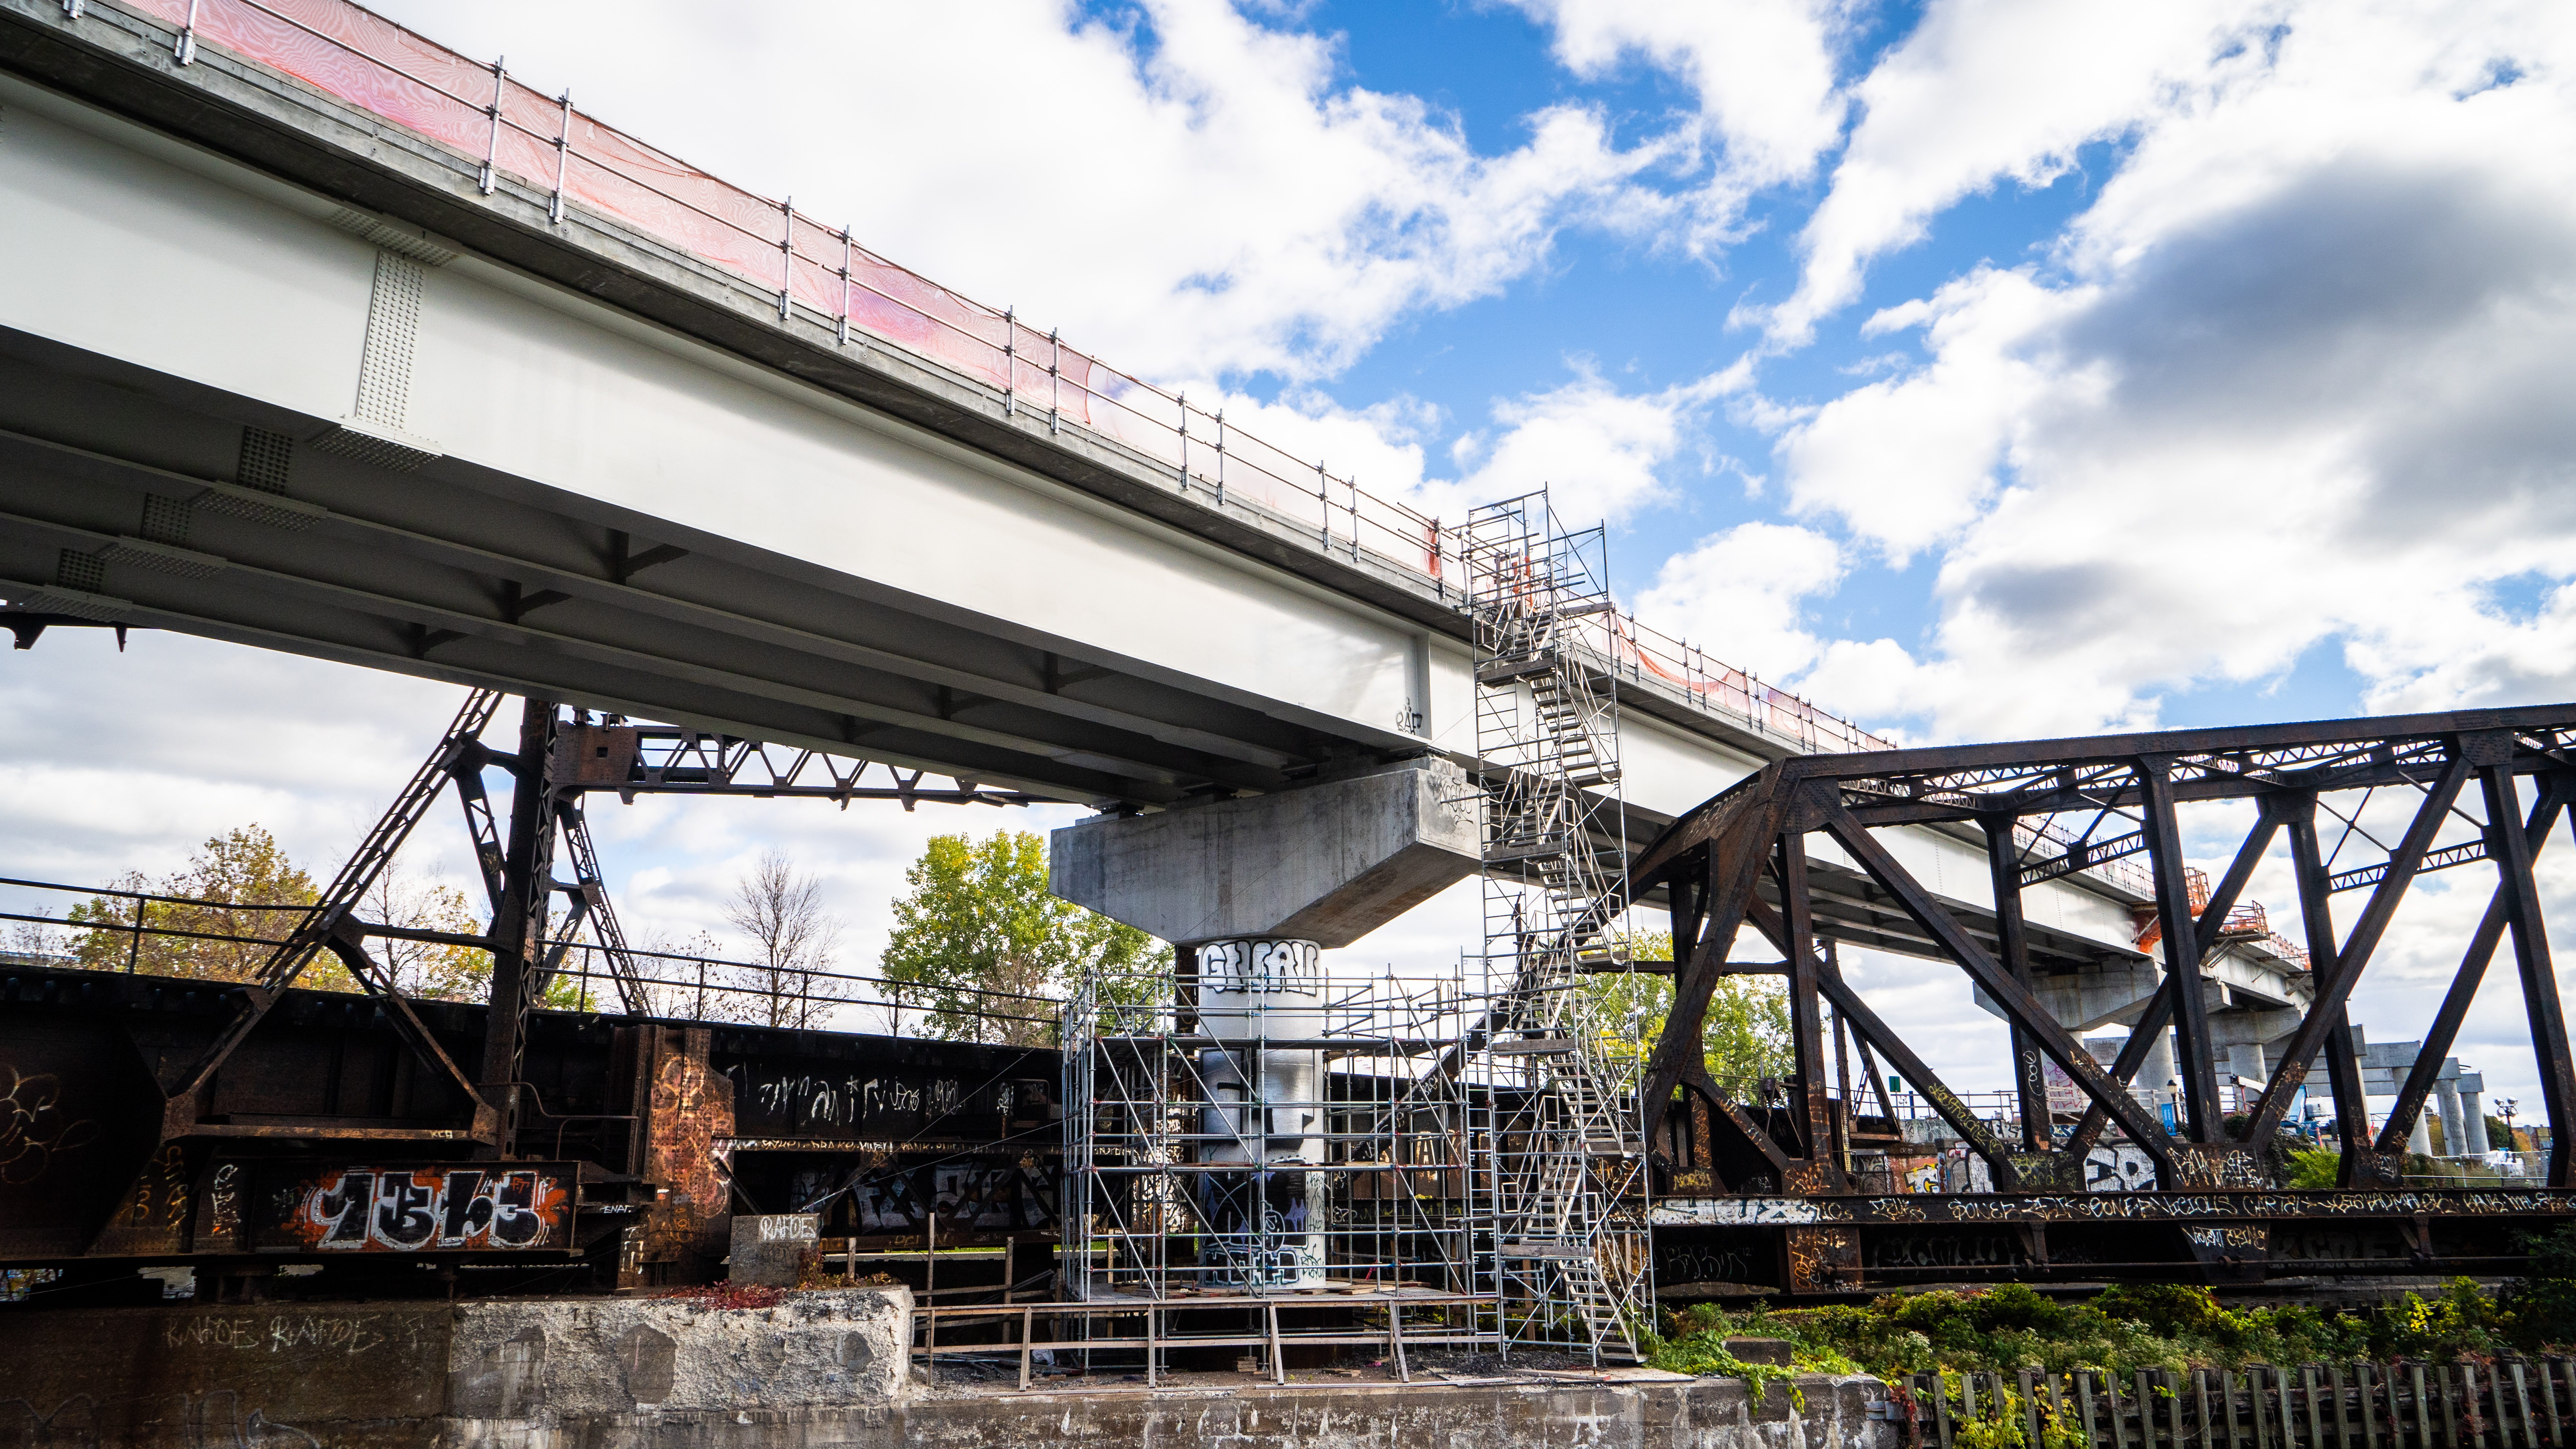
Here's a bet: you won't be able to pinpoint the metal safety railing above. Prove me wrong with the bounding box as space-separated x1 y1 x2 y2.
0 870 1061 1038
84 0 1898 762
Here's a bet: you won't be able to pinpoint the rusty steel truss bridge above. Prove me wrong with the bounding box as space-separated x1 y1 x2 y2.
1632 705 2576 1294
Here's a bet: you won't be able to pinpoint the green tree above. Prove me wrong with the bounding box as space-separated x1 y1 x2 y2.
62 829 526 1002
1582 930 1793 1088
880 830 1168 1046
68 826 339 986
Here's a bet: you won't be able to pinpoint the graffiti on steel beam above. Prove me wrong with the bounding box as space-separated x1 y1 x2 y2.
2183 1225 2268 1251
727 1062 1050 1136
0 1066 96 1184
2084 1146 2155 1192
0 1397 98 1449
1651 1189 2576 1226
94 1143 192 1253
269 1165 573 1251
847 1162 1057 1234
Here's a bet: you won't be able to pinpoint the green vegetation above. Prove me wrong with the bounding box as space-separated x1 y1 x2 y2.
1584 930 1794 1086
55 824 576 1006
880 830 1168 1046
1646 1231 2576 1382
67 826 332 985
1640 1299 1858 1405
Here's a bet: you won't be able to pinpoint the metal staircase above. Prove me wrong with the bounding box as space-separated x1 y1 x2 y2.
1462 491 1654 1364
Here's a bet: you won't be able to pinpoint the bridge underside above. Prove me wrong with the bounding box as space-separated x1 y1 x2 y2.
0 327 1373 810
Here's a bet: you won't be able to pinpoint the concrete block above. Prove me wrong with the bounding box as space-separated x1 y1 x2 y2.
1050 759 1480 946
0 1288 911 1449
1723 1337 1795 1366
729 1213 820 1287
447 1287 910 1419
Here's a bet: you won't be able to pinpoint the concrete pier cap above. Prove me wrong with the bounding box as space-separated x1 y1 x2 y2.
1049 758 1481 947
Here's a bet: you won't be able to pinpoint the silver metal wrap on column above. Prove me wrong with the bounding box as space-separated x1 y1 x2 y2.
1193 937 1329 1288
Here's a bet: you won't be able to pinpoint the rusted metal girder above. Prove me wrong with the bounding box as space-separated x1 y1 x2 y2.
0 965 1058 1284
1627 705 2576 1217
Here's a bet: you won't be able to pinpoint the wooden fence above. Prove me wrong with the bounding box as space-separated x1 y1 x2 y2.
1898 1362 2576 1449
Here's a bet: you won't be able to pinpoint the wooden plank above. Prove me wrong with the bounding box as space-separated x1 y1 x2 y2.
2360 1364 2378 1449
1933 1373 1956 1449
2025 1370 2044 1449
2542 1360 2566 1448
2504 1351 2524 1444
2199 1369 2218 1449
2307 1368 2323 1449
2338 1364 2356 1449
1017 1307 1033 1390
1267 1302 1286 1386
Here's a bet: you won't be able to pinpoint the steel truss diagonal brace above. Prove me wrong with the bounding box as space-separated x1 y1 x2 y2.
2237 746 2479 1142
1744 897 2019 1185
2063 792 2292 1158
2483 761 2576 1184
2372 771 2571 1161
547 798 647 1015
1817 790 2180 1174
2140 754 2224 1142
153 688 507 1142
1643 794 1781 1146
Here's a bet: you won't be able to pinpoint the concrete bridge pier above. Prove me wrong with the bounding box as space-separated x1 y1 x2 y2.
1050 759 1482 1289
1191 936 1332 1288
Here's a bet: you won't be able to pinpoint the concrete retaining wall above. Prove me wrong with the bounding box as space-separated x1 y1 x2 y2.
0 1288 909 1449
902 1372 1895 1449
0 1291 1892 1449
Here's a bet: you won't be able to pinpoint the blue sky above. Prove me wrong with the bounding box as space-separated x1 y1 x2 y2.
10 0 2576 1108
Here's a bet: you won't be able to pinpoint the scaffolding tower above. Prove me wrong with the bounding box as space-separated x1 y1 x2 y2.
1056 956 1498 1365
1049 491 1652 1370
1461 490 1654 1363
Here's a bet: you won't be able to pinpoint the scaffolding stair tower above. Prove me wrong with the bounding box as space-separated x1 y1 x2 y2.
1463 491 1654 1365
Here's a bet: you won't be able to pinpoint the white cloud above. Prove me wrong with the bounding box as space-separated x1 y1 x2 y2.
1751 0 2576 742
369 0 1661 384
1509 0 1849 242
1439 366 1742 527
1633 521 1844 679
1757 0 2276 344
1780 266 2089 564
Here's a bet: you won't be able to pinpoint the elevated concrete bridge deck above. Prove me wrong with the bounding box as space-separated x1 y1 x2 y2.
0 0 2264 988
